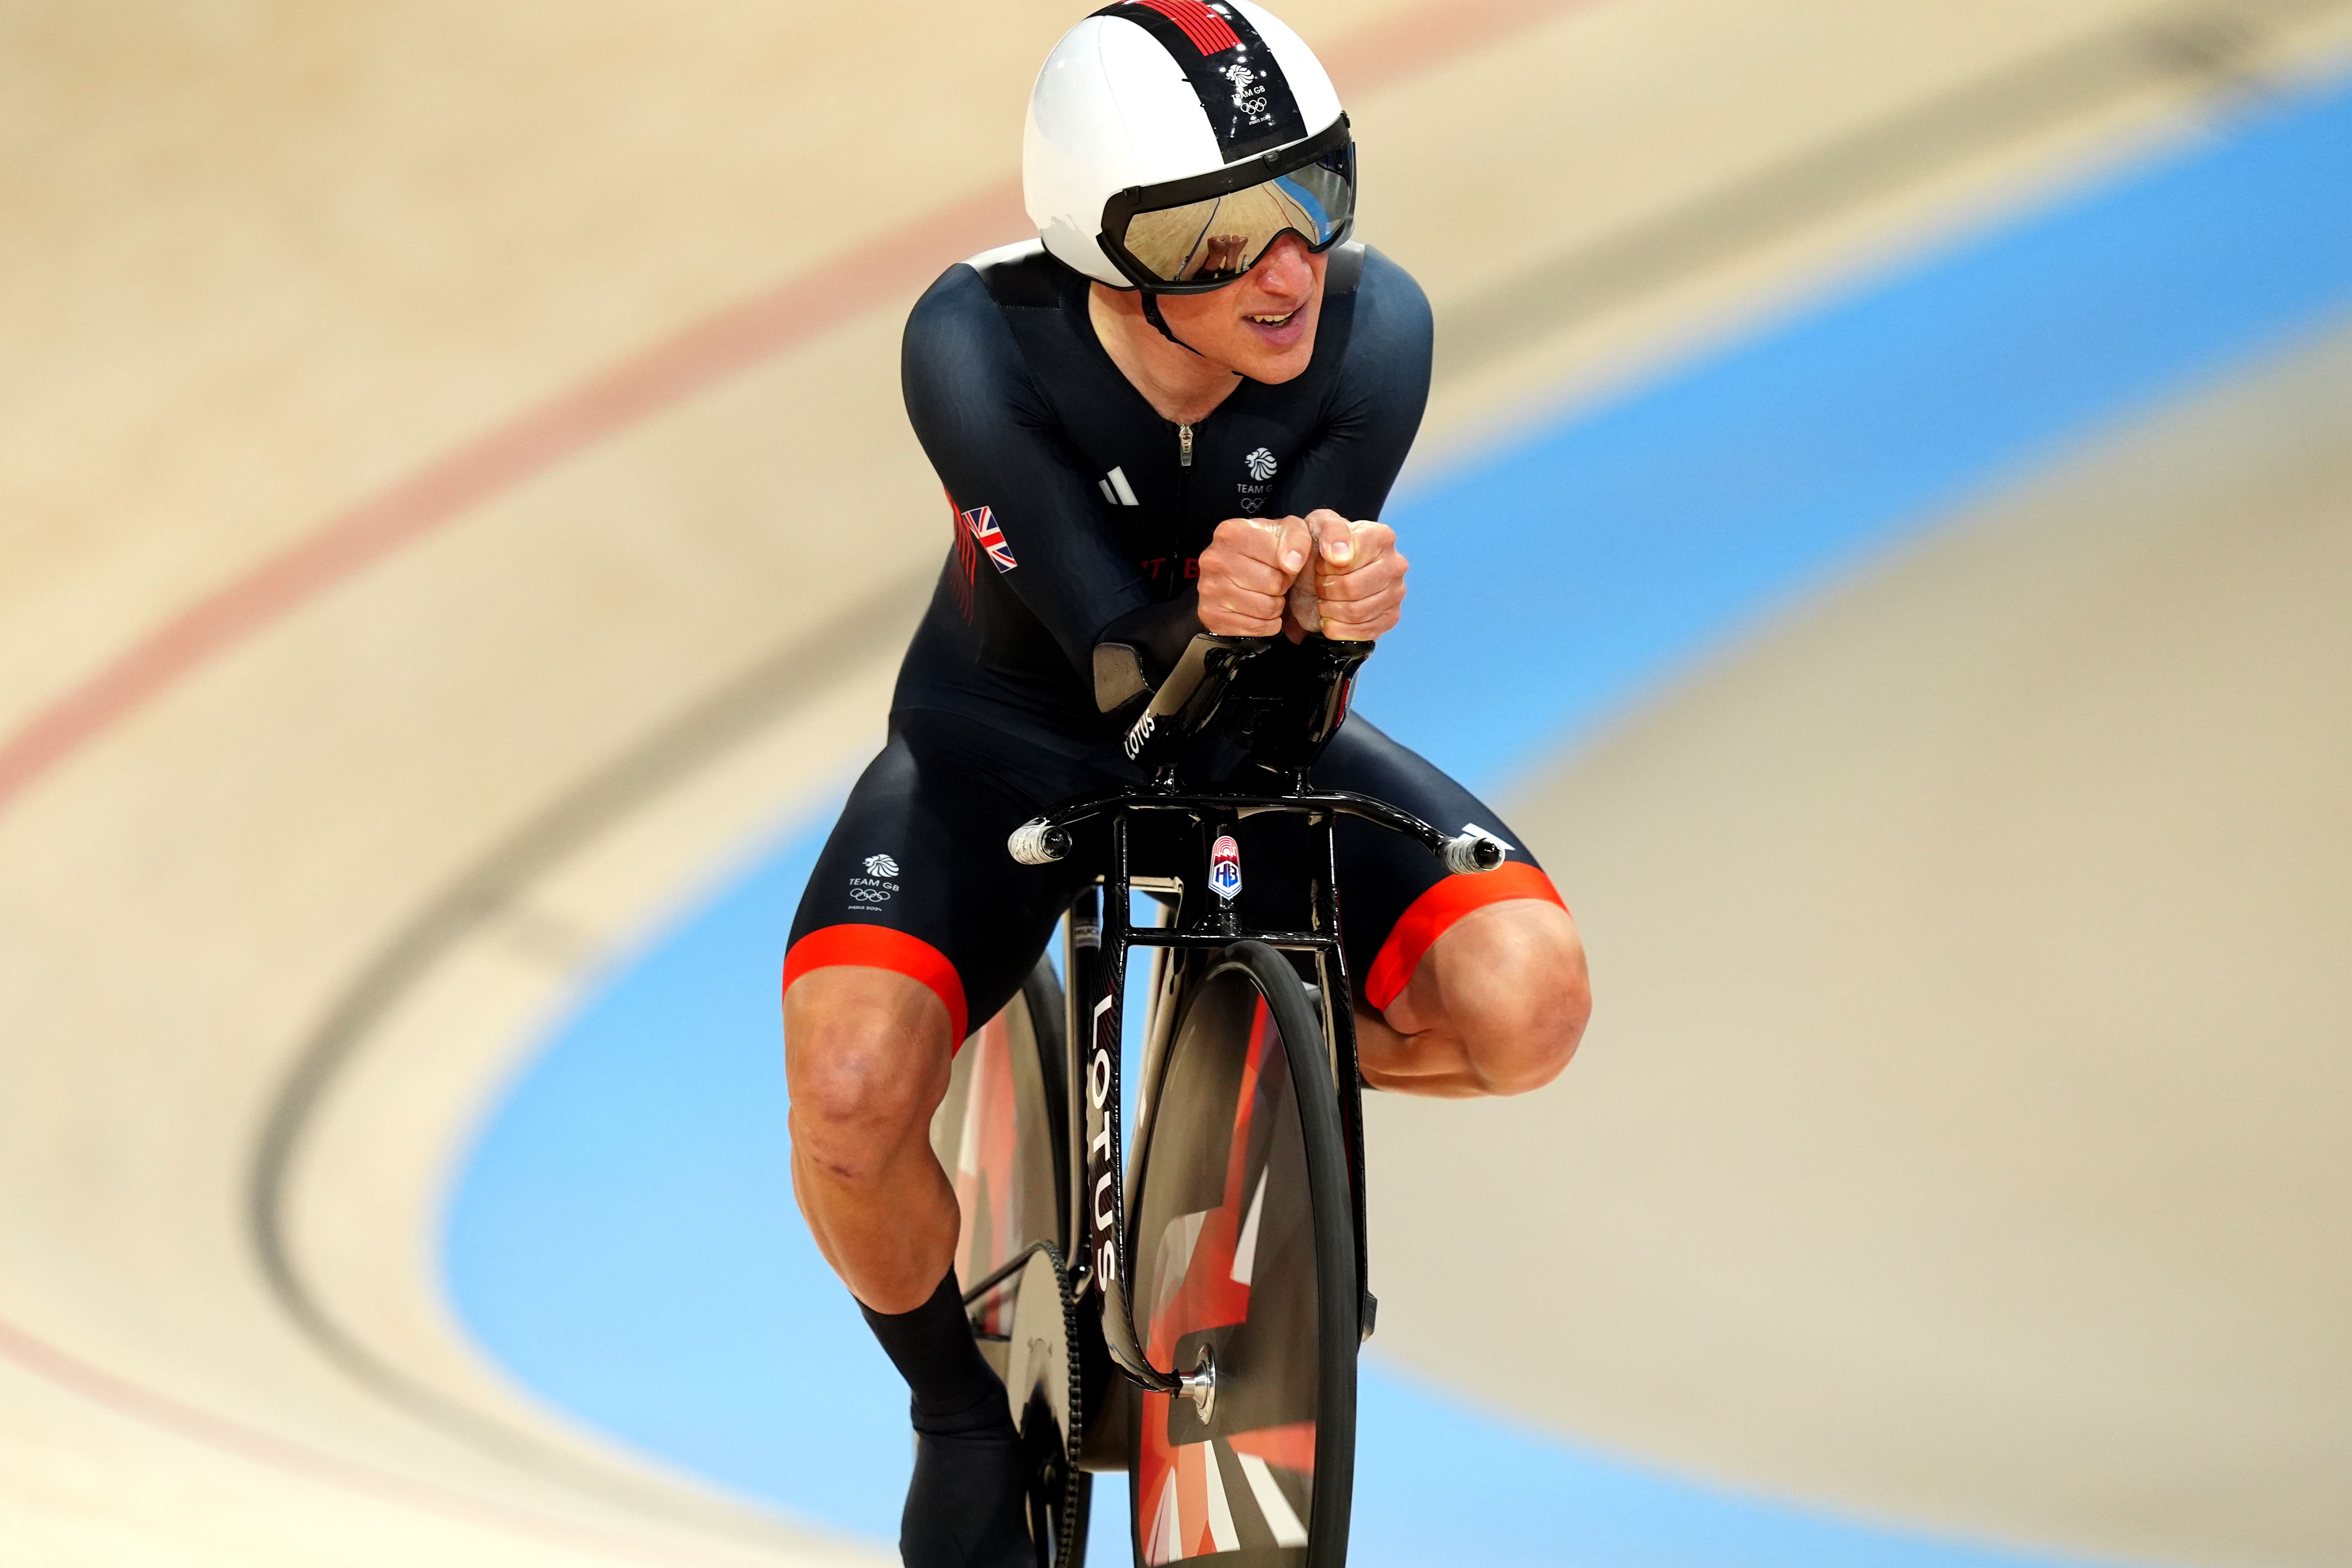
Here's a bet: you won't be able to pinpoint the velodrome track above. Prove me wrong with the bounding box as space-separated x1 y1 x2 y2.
5 3 2350 1565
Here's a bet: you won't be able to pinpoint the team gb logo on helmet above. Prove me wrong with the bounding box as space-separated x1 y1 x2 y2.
1223 61 1270 124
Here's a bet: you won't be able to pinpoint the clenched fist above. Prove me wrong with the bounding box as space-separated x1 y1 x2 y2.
1197 509 1406 642
1197 516 1310 637
1292 508 1405 642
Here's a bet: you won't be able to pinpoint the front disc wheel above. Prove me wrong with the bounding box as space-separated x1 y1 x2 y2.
1126 942 1357 1566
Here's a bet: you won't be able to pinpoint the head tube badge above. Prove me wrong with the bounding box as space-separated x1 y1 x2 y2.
1209 834 1242 902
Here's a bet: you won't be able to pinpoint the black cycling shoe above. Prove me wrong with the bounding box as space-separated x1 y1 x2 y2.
899 1406 1034 1568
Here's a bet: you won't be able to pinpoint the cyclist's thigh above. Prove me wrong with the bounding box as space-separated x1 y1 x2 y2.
786 711 1087 1047
1301 714 1564 1012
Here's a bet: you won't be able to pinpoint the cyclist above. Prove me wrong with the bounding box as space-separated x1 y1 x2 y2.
781 5 1589 1563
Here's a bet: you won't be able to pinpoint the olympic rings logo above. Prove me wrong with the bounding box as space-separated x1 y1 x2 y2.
849 886 892 903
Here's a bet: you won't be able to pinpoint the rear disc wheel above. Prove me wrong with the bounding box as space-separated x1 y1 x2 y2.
1006 1245 1091 1565
931 957 1089 1565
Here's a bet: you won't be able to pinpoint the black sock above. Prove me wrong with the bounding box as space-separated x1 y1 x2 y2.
860 1269 1011 1435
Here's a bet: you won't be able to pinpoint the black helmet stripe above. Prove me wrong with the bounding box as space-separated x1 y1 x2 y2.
1093 1 1308 162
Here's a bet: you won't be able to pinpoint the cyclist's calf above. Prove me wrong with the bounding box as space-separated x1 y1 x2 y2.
1360 899 1590 1098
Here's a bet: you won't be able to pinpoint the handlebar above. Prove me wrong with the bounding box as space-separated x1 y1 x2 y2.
1118 629 1377 772
1006 790 1507 875
1006 820 1075 866
1010 630 1503 874
1442 830 1509 876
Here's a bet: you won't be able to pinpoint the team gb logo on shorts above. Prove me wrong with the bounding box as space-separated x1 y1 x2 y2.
1244 447 1278 482
849 852 901 910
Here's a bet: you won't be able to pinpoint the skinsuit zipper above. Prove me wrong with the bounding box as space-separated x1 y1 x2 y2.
1172 423 1194 598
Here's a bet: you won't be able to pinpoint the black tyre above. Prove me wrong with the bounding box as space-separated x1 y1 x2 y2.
930 955 1090 1565
1125 942 1357 1566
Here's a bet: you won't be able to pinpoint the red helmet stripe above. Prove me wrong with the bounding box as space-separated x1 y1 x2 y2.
1092 0 1307 162
1132 0 1241 55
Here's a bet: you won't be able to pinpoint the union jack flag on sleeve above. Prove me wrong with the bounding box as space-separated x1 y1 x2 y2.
962 504 1018 573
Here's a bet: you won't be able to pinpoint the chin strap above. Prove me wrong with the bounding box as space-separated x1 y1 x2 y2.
1139 291 1206 357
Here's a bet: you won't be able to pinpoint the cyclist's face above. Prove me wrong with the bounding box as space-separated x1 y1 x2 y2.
1157 233 1326 383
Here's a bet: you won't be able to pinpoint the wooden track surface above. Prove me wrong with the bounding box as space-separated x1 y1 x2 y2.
4 1 2349 1559
1373 320 2352 1568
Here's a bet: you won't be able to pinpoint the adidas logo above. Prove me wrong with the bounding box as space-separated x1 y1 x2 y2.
1097 466 1139 507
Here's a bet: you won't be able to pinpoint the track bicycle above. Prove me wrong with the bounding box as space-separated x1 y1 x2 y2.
927 632 1505 1566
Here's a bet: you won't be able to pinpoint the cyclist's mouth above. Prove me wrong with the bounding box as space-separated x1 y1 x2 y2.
1242 305 1308 346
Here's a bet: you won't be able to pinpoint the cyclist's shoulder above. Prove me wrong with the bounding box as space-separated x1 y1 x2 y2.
1350 243 1426 308
910 241 1078 330
906 241 1085 388
1290 244 1428 423
964 238 1078 307
1334 244 1432 362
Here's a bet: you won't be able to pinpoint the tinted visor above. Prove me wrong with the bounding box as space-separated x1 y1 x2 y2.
1101 118 1355 291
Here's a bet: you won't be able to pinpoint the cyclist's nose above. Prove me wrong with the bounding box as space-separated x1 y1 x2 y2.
1248 233 1317 302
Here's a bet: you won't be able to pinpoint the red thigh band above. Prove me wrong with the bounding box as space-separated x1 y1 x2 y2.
782 925 969 1047
1362 862 1565 1012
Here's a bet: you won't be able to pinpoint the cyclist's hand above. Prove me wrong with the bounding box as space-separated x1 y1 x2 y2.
1198 516 1313 637
1302 509 1406 642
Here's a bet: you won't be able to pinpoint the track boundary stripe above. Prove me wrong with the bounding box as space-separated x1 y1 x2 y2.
0 182 1018 820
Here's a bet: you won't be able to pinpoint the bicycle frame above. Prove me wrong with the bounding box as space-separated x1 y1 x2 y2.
1010 633 1503 1403
1059 792 1372 1397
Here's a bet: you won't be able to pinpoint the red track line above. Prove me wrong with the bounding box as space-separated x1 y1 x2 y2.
0 180 1023 822
0 0 1600 826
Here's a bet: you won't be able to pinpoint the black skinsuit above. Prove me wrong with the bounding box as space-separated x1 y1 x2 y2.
787 241 1549 1037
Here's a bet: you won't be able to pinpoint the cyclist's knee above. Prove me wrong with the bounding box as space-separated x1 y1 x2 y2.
1426 901 1590 1095
784 966 955 1180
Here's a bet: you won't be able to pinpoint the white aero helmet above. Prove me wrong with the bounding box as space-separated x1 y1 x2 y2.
1025 1 1353 294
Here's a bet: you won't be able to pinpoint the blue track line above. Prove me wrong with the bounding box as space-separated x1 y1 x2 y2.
445 67 2352 1566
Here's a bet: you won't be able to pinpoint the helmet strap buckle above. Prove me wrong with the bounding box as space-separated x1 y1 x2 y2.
1139 291 1206 358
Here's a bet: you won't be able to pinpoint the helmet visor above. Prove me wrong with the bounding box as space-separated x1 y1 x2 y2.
1101 120 1354 292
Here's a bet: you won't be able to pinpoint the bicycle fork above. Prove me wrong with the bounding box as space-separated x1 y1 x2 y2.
1067 815 1190 1404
